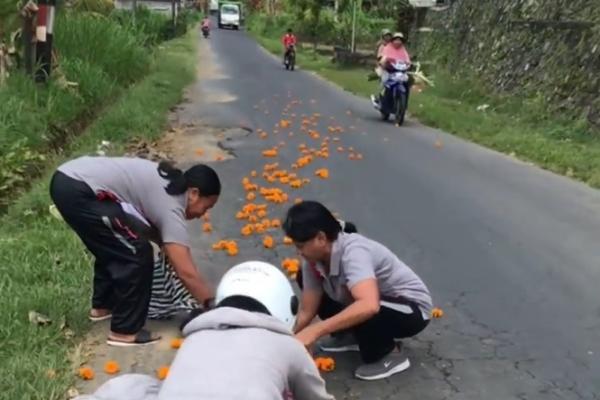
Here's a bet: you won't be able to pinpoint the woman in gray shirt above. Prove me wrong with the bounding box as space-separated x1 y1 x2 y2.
50 157 220 346
283 201 432 381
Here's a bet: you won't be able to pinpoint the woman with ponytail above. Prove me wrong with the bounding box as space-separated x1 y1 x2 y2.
283 201 432 381
50 156 221 346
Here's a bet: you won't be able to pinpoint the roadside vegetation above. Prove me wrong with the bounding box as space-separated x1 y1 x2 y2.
0 5 199 208
0 7 198 399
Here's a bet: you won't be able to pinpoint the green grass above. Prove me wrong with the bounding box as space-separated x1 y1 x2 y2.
0 30 197 400
0 10 199 207
249 22 600 188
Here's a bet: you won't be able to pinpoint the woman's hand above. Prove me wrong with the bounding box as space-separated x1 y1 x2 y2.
296 323 326 349
164 243 214 303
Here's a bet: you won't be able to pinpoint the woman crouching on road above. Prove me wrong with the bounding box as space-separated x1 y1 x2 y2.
49 156 220 347
283 201 433 381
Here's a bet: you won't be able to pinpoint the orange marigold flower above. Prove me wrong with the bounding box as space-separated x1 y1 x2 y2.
262 148 278 158
315 168 329 179
170 338 184 349
263 235 275 249
241 225 253 236
78 367 95 380
431 307 445 319
314 357 336 372
103 361 120 375
283 236 294 245
202 223 212 233
156 366 170 380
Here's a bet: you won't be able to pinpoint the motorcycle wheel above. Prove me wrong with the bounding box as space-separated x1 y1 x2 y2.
394 92 407 126
290 57 295 71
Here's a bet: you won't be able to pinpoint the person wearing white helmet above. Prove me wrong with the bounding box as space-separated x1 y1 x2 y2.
75 261 334 400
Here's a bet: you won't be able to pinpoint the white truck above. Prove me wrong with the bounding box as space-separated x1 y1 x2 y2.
209 0 218 14
217 1 242 30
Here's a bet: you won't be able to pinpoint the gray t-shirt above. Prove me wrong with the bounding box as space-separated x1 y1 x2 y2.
58 156 190 247
302 233 433 319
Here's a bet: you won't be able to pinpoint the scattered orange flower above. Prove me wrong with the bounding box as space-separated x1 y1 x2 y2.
271 219 281 228
431 307 445 319
202 222 213 233
294 198 303 204
281 258 300 273
212 240 229 250
241 225 253 236
280 119 291 129
315 168 329 179
226 241 239 256
247 192 256 201
194 148 204 156
314 357 335 372
156 366 170 380
283 236 294 245
251 170 258 177
103 361 120 375
78 367 95 380
262 148 278 158
263 235 275 249
170 338 184 349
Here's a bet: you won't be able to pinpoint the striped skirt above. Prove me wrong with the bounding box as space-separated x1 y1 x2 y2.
148 252 198 319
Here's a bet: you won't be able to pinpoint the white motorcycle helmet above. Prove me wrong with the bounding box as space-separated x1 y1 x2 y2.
215 261 299 330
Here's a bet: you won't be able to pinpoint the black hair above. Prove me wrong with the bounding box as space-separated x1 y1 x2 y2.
158 161 221 196
179 295 271 332
287 28 293 33
218 295 270 315
282 200 358 243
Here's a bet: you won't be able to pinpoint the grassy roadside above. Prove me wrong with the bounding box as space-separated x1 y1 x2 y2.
0 31 197 400
249 27 600 188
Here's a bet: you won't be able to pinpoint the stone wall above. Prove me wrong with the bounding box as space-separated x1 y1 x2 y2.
420 0 600 127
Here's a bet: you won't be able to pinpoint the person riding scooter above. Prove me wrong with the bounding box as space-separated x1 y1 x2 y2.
201 16 211 38
371 32 412 109
282 28 297 65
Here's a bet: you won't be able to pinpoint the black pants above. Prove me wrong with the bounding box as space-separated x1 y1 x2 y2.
49 171 153 335
298 271 429 364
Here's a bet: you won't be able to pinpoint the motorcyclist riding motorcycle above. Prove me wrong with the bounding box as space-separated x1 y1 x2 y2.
282 28 297 65
201 16 211 38
371 32 412 109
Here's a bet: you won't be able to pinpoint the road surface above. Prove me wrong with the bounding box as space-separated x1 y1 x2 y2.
86 27 600 399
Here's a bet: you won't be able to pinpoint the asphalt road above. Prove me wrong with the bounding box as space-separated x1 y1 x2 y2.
183 27 600 400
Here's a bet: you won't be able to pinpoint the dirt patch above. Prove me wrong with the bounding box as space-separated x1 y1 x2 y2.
74 319 184 395
125 123 250 164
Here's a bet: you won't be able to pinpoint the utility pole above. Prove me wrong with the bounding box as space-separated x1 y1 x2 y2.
35 0 56 82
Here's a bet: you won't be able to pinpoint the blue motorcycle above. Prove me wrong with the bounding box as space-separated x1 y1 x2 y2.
374 61 410 125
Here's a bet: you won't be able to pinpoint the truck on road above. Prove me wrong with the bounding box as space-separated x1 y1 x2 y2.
218 1 243 30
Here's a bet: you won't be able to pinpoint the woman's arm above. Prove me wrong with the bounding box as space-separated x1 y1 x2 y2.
296 279 380 347
294 288 324 333
164 243 214 304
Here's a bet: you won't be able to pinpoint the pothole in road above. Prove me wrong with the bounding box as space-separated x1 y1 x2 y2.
124 124 252 164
